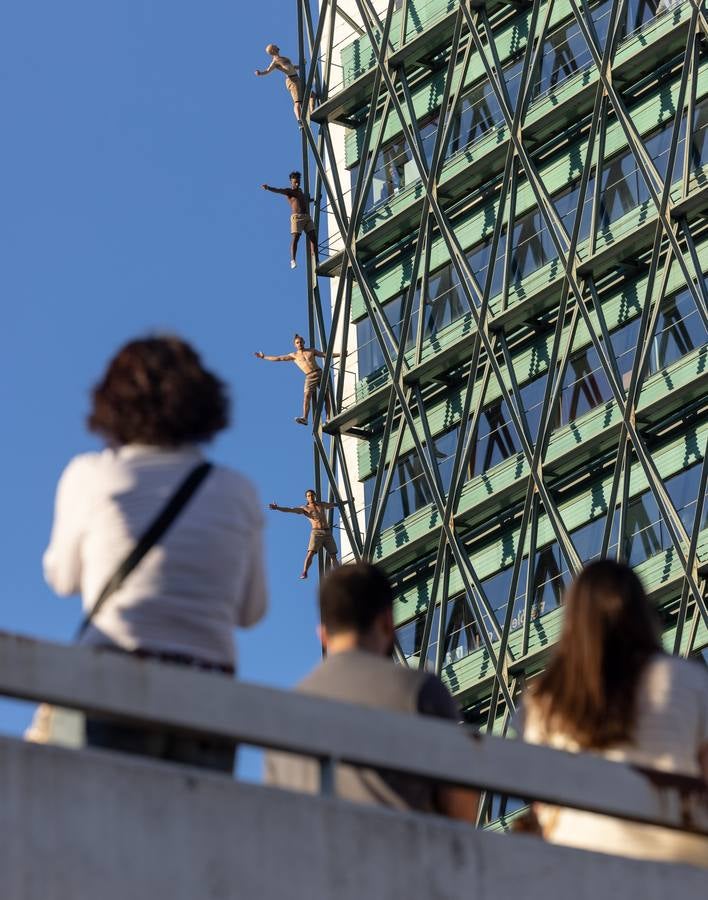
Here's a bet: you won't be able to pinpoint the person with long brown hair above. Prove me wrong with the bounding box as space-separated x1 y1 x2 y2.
520 559 708 866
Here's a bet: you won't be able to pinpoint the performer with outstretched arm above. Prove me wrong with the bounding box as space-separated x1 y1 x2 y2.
255 333 341 425
261 172 318 269
254 44 316 124
269 490 339 579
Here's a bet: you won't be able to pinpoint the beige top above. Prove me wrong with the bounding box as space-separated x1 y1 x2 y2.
265 649 459 811
522 654 708 867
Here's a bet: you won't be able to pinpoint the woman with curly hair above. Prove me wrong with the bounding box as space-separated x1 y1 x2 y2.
520 559 708 866
43 336 267 771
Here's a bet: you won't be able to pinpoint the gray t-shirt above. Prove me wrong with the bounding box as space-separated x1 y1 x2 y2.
265 648 460 812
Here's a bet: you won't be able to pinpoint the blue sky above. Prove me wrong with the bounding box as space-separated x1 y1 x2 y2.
1 1 330 774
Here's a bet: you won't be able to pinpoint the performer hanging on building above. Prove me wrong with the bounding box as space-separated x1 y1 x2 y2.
254 44 316 124
255 333 341 425
262 173 319 269
269 490 339 579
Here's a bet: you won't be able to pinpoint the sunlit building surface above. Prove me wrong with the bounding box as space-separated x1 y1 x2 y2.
298 0 708 824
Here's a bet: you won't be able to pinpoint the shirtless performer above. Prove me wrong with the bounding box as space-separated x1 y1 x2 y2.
255 333 342 425
269 490 339 579
262 172 318 269
255 44 316 124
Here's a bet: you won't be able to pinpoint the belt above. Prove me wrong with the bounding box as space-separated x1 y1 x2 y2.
102 644 234 676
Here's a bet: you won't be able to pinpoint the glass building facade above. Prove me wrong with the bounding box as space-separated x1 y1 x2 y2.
299 0 708 825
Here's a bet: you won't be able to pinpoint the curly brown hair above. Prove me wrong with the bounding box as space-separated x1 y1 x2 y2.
88 336 230 446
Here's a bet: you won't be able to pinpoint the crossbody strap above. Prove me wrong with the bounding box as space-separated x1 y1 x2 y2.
75 461 213 640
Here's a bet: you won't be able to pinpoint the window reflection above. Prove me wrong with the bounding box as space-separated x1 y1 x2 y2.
349 0 691 224
362 284 705 526
443 597 482 664
510 210 555 283
624 0 662 37
690 97 708 171
377 138 412 204
470 235 506 299
470 400 519 476
447 82 500 158
364 426 458 531
532 0 613 99
667 462 708 533
395 603 447 668
598 153 641 230
356 292 419 380
571 513 613 563
623 490 665 565
651 290 707 371
531 543 566 618
365 449 432 532
520 286 705 432
560 348 611 423
393 459 707 677
622 463 708 564
423 266 466 340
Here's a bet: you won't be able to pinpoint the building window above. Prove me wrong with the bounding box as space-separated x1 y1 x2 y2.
509 209 555 284
441 597 482 665
651 287 708 372
422 264 466 340
623 490 664 566
557 346 612 425
469 399 520 476
690 97 708 171
598 152 642 231
364 425 459 531
624 0 662 38
531 543 566 618
447 82 501 159
666 462 708 533
355 290 420 380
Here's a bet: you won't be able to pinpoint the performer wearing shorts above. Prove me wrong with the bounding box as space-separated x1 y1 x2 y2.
254 333 342 425
269 490 339 579
255 44 316 124
262 172 319 269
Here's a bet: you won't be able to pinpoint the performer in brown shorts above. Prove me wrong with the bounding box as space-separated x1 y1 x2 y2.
255 44 316 124
255 333 343 425
269 490 339 579
262 172 319 269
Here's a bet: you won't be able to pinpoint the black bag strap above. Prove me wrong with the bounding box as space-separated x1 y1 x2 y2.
76 461 213 640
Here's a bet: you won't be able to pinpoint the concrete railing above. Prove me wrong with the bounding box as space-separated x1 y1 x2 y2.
0 631 706 899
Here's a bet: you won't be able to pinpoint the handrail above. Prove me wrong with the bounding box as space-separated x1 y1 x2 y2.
1 630 706 836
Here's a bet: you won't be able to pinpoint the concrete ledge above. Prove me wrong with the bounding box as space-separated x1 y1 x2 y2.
1 631 706 836
1 737 705 900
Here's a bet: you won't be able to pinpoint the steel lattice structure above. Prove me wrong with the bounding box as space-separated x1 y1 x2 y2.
292 0 708 799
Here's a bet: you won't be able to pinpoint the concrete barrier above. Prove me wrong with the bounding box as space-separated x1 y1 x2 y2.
0 630 706 898
1 737 706 900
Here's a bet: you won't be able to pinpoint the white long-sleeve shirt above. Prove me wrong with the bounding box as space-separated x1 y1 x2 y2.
43 444 268 667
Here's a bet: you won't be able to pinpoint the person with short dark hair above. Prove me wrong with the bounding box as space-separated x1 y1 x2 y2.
520 559 708 867
269 489 339 579
43 336 268 771
254 44 316 124
254 332 341 425
261 172 318 269
265 563 479 822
